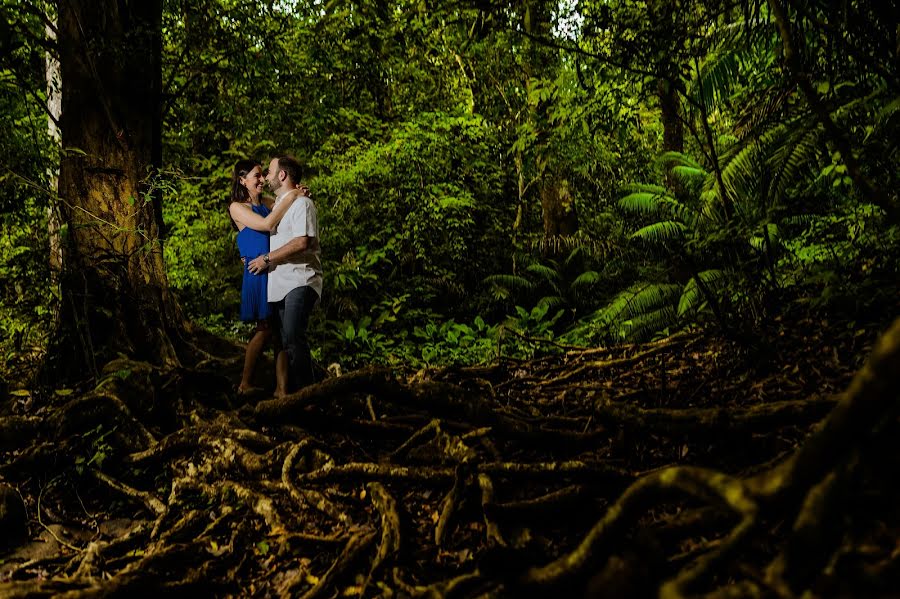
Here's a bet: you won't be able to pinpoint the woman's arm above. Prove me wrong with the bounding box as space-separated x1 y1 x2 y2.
229 190 302 232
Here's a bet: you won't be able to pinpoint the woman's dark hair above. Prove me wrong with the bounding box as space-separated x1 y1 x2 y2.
230 159 260 204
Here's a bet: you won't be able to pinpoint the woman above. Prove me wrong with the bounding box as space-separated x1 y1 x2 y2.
228 159 304 396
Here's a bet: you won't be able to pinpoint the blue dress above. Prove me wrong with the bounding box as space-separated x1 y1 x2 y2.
237 203 271 322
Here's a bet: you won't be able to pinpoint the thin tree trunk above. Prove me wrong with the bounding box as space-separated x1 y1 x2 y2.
45 17 62 297
658 77 684 193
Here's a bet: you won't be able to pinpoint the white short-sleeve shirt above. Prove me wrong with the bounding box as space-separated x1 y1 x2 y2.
267 192 323 303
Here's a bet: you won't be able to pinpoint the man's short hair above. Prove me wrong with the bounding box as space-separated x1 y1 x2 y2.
276 155 303 183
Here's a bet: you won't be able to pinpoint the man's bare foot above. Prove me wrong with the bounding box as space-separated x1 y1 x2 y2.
273 388 288 399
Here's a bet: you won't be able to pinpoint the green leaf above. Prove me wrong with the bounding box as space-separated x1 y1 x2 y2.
571 271 600 287
631 221 687 243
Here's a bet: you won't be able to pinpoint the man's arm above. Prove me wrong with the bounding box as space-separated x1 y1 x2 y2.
247 236 313 274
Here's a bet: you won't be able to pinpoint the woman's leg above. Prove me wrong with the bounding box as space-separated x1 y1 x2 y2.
238 321 271 393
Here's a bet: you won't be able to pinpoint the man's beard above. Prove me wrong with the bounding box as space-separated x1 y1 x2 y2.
267 180 282 194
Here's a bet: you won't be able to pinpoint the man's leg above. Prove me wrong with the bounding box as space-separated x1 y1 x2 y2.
280 285 318 391
270 300 290 395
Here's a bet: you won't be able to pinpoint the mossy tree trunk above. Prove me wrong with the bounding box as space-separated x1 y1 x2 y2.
50 0 186 379
523 0 578 246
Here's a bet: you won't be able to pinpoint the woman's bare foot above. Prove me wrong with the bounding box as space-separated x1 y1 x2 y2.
236 384 262 396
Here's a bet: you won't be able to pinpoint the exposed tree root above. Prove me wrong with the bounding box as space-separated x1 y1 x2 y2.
1 318 897 597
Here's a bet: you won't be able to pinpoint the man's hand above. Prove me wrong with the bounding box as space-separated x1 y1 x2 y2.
247 255 268 275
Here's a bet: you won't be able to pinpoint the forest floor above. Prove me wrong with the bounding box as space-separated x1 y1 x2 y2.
2 309 900 598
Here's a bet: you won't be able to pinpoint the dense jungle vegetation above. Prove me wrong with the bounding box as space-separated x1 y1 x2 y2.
1 0 894 375
1 0 899 597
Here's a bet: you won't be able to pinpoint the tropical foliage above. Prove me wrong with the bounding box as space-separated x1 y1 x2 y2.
1 0 898 379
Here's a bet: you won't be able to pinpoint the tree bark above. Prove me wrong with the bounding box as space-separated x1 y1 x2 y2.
50 0 185 379
540 179 578 238
657 76 684 193
522 0 579 247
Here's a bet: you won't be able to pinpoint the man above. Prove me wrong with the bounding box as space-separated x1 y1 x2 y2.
248 155 322 392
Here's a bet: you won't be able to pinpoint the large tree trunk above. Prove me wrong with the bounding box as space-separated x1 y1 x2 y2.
49 0 185 379
540 179 578 237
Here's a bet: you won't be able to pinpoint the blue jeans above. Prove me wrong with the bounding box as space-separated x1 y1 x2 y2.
270 285 318 391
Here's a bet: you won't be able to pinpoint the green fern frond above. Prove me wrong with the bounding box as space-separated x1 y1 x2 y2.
719 139 764 206
619 191 673 215
619 183 669 196
659 196 701 226
671 165 708 183
768 123 821 203
484 274 535 298
621 305 678 342
623 283 682 318
592 288 637 326
564 247 583 267
526 262 563 283
750 223 782 252
678 269 727 316
781 214 813 228
631 221 687 243
536 295 565 310
654 151 703 170
484 274 534 288
571 270 601 287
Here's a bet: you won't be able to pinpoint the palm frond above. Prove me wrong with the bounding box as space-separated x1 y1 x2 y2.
765 120 821 204
619 182 669 196
619 191 673 215
734 84 794 139
671 165 708 184
654 151 703 170
691 50 743 113
719 138 764 208
659 196 701 226
631 220 687 243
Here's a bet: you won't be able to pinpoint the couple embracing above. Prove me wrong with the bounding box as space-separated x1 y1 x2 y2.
228 155 322 398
